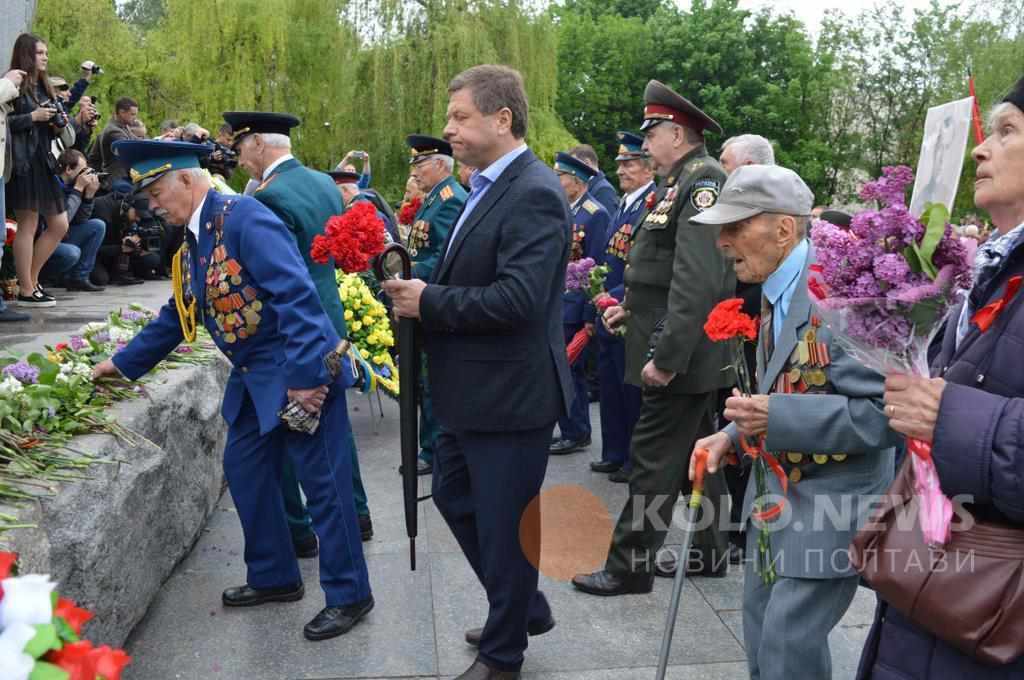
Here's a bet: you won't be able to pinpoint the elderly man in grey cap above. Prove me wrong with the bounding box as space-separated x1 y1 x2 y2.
688 165 899 680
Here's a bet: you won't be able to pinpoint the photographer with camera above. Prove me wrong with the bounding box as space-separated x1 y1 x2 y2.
338 149 371 188
181 122 238 190
43 149 106 291
0 64 30 321
91 191 163 286
70 95 100 153
6 33 74 308
87 96 140 191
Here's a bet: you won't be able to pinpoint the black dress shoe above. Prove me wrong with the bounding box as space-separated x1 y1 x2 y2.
571 570 652 596
293 532 318 558
590 460 622 473
64 278 105 292
222 583 304 607
549 436 590 455
303 595 374 641
359 514 373 541
454 659 520 680
464 615 555 647
608 468 631 483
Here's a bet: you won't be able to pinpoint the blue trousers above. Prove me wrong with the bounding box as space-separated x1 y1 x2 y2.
224 384 371 606
433 425 553 672
40 242 80 281
556 322 591 441
62 218 105 281
596 332 642 467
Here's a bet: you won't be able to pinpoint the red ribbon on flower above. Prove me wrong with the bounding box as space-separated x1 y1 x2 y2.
907 436 932 461
740 435 788 521
971 275 1023 333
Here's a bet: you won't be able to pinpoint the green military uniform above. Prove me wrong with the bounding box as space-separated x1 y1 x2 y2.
573 81 735 594
225 111 372 542
405 135 468 469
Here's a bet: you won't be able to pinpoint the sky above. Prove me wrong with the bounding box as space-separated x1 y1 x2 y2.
736 0 955 36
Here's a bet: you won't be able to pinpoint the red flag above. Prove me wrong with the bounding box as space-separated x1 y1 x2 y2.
969 69 985 145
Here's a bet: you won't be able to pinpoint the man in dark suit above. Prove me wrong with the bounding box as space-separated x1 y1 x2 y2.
382 64 572 680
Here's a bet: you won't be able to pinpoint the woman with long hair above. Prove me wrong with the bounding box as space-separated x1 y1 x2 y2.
6 33 71 307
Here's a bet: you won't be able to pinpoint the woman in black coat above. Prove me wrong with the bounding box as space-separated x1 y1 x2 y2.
6 33 71 307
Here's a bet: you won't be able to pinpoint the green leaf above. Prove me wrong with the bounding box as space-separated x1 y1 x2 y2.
26 354 60 386
918 202 949 279
902 245 923 274
28 661 69 680
54 614 80 644
24 623 62 659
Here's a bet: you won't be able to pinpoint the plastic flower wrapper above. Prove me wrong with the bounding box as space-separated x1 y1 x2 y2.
336 271 399 398
809 166 971 546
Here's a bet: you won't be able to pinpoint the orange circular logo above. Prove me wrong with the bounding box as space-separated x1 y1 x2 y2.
519 484 614 581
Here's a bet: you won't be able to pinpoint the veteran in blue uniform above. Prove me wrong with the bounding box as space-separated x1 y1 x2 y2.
549 152 610 455
93 140 374 641
405 134 468 475
225 111 375 546
590 132 656 480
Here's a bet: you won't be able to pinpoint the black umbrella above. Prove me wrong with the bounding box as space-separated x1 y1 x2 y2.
375 243 421 570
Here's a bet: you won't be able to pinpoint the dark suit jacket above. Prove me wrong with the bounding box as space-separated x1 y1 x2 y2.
420 148 573 432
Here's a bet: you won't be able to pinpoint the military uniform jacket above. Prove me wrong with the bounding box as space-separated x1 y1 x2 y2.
564 192 610 325
599 181 656 340
723 243 898 578
409 174 467 281
251 157 348 337
622 145 734 393
113 189 352 436
588 171 620 217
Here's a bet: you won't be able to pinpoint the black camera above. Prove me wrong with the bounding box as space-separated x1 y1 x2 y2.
124 221 164 253
40 99 70 129
199 140 239 172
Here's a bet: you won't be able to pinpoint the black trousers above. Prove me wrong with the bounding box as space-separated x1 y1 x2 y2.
432 425 553 672
606 388 730 578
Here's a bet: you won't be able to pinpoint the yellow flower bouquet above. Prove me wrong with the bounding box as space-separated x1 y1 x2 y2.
337 271 399 398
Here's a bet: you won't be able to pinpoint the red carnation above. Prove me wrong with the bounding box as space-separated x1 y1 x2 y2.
311 202 386 273
645 193 656 210
704 298 758 342
399 197 422 226
55 597 94 635
47 641 131 680
595 296 619 312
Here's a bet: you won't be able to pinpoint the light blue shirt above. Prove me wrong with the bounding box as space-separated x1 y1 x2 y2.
762 238 809 344
443 144 529 261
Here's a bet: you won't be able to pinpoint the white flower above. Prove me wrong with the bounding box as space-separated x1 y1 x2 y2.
55 373 70 384
0 574 56 628
59 363 73 375
72 363 92 379
109 326 134 344
0 376 24 394
0 622 36 680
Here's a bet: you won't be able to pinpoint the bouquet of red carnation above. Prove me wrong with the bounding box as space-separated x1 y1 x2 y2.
704 298 786 583
398 197 422 226
0 551 132 680
311 202 386 273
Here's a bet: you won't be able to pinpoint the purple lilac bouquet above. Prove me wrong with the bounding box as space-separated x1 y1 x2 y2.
809 166 971 546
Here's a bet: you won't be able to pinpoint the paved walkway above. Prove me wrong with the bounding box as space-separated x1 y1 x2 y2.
122 395 876 679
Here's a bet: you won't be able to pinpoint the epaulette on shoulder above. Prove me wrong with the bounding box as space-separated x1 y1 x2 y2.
254 175 278 194
582 199 599 214
439 185 454 202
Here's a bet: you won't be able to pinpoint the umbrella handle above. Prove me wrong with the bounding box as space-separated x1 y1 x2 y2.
374 242 413 280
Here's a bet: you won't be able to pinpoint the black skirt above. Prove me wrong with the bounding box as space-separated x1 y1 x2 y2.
7 142 65 216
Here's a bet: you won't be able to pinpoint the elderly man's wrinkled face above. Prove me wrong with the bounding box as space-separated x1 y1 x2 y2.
716 213 799 283
642 123 684 177
973 104 1024 230
144 171 196 226
617 159 653 194
557 172 586 202
411 157 445 193
236 135 265 180
719 145 743 175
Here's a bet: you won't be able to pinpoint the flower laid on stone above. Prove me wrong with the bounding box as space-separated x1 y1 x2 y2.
1 361 39 386
809 166 968 547
0 551 131 680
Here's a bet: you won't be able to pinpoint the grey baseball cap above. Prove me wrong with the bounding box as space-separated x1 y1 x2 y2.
690 164 814 225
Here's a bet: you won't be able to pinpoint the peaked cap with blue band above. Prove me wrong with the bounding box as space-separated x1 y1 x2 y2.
615 131 648 161
554 152 597 182
113 139 213 189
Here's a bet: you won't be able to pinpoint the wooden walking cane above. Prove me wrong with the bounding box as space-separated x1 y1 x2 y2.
375 243 421 570
655 449 710 679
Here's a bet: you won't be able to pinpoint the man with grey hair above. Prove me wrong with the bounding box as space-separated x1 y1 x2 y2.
94 139 374 641
383 64 572 680
719 133 775 174
570 143 619 215
403 133 468 477
224 111 377 552
688 164 898 680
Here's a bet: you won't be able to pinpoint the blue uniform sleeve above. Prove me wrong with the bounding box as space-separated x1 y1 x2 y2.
358 172 370 190
111 297 185 380
582 210 610 324
68 78 88 108
237 207 337 390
